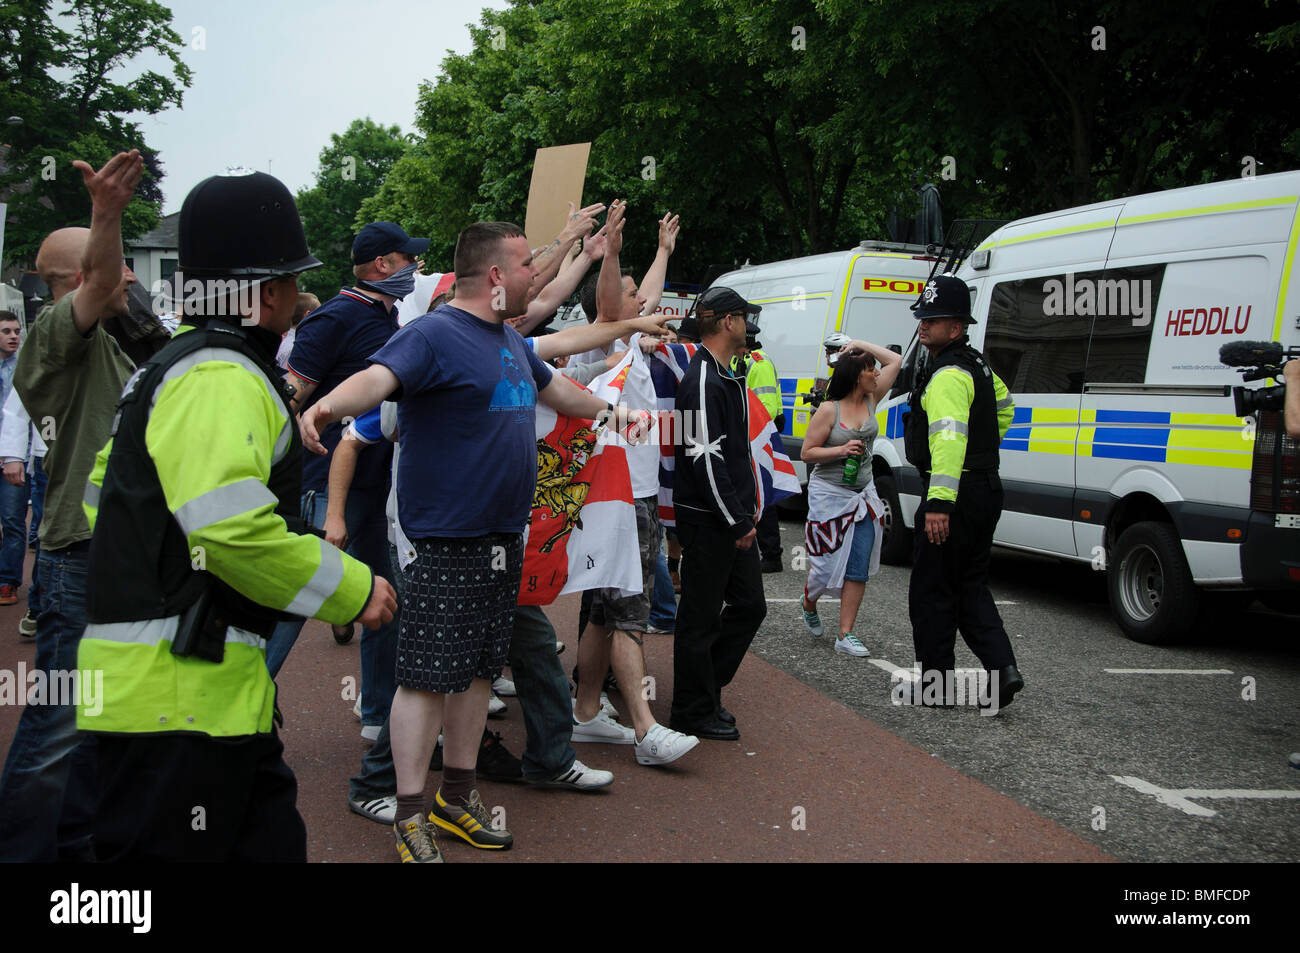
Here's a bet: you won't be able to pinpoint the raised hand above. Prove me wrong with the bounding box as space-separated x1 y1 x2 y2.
657 212 681 255
72 150 143 214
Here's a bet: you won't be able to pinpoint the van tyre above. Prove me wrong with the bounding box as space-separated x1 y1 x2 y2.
876 472 911 565
1109 521 1200 645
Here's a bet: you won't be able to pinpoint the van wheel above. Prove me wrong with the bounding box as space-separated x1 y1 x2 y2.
876 473 912 565
1108 522 1199 645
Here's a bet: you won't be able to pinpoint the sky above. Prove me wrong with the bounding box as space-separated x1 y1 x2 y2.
122 0 511 213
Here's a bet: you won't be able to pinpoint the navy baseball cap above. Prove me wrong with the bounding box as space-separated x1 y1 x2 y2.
696 285 761 318
352 222 430 264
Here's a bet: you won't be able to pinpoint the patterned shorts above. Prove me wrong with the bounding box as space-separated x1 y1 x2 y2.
589 496 659 634
397 533 523 694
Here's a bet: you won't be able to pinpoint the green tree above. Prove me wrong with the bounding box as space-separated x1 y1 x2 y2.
295 118 410 301
0 0 191 265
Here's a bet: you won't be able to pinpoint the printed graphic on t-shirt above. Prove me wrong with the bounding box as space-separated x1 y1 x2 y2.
489 347 535 415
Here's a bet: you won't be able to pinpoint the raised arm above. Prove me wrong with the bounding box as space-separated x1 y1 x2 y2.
299 364 400 454
70 151 143 335
531 201 604 290
842 339 904 403
595 200 626 321
532 312 671 362
516 225 609 336
637 212 680 316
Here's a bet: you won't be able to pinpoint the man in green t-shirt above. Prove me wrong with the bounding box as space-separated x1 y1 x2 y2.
0 150 142 861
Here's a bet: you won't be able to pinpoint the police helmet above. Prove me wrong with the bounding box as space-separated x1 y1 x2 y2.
179 171 322 279
911 273 975 323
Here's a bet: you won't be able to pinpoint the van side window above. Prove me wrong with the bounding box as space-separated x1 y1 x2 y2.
1083 264 1164 384
984 274 1092 394
757 295 829 378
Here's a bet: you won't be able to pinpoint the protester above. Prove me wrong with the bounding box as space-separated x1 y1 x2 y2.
275 221 427 739
668 286 767 741
336 309 675 822
566 201 698 767
0 151 143 861
0 311 27 607
300 220 641 862
0 383 47 636
799 341 901 657
276 291 319 370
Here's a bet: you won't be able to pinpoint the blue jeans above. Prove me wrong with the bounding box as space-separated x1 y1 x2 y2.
23 457 47 614
266 489 398 727
0 468 28 588
0 543 97 861
648 529 677 630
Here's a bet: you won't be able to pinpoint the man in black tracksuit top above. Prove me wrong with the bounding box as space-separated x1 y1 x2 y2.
669 287 767 741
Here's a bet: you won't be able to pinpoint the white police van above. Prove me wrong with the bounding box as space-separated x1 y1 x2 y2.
873 171 1300 643
710 241 939 482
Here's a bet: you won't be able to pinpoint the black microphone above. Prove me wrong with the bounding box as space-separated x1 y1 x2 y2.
1219 340 1283 367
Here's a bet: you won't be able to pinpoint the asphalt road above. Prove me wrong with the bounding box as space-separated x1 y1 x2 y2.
755 511 1300 863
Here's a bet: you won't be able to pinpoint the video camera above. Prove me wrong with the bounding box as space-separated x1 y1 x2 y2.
1219 340 1300 416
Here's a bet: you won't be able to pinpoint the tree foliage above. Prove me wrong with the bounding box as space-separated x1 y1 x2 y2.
352 0 1300 282
295 118 409 301
0 0 191 265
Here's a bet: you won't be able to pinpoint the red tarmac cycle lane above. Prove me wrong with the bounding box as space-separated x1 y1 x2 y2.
0 575 1110 863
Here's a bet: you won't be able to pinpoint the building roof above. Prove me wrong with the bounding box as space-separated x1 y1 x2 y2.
128 211 179 250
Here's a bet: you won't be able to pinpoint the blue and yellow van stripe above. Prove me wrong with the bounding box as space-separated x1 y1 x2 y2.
780 376 816 437
999 407 1251 469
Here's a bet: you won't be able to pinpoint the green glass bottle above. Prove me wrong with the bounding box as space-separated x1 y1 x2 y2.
841 451 861 486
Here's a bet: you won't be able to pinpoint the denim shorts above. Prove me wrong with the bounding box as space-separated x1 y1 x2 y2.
844 517 876 583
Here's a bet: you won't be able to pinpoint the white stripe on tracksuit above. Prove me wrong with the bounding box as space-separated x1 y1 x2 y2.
698 360 736 527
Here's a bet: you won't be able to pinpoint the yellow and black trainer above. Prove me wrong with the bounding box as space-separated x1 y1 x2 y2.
394 814 444 863
428 788 513 850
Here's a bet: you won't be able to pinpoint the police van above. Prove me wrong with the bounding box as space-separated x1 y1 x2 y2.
872 171 1300 643
710 242 939 481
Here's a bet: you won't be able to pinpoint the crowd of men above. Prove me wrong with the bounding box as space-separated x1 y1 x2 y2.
0 148 1025 863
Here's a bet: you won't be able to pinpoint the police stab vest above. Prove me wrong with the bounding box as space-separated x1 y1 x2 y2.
903 338 1001 476
86 321 308 631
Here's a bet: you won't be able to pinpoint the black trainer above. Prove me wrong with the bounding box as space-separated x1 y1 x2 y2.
429 728 524 783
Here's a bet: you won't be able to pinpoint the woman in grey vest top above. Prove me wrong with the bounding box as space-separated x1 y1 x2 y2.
799 340 903 657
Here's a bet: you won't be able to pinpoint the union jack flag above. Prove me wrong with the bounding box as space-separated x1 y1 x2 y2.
649 342 800 526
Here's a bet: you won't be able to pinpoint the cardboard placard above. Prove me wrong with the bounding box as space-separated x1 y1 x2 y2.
524 143 591 251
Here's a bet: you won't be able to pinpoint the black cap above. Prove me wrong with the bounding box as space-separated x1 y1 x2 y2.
676 316 700 340
352 222 430 264
696 285 761 318
911 274 975 323
179 171 322 278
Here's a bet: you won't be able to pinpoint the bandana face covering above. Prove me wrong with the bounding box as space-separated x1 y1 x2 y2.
358 262 418 300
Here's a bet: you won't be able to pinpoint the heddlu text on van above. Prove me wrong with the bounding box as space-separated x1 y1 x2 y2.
1164 305 1252 337
1041 272 1152 326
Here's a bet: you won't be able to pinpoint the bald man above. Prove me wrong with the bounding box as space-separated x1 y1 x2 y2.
0 151 142 862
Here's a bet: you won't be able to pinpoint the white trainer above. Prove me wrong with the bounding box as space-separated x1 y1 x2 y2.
488 692 507 716
571 701 636 744
635 723 699 766
492 676 517 697
533 758 615 790
834 634 870 657
360 723 381 742
348 794 396 824
599 692 619 719
352 695 362 721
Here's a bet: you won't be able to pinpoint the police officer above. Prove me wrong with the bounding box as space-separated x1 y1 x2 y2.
902 274 1024 709
745 328 785 572
77 170 397 861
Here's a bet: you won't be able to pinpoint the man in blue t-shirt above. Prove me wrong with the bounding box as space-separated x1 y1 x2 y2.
301 221 638 863
266 221 428 740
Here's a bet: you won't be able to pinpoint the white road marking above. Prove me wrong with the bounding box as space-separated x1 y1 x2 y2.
994 600 1018 605
767 598 839 603
1110 775 1300 818
1104 668 1234 675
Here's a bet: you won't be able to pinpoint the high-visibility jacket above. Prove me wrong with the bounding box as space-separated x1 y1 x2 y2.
916 340 1014 511
77 321 373 737
746 349 782 421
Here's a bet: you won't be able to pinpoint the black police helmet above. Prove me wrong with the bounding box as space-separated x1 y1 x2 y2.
911 273 976 324
179 171 322 279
